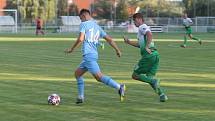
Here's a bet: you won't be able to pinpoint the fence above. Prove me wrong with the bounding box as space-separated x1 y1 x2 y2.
0 9 17 33
0 16 215 33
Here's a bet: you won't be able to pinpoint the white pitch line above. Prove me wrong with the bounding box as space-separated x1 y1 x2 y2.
0 37 215 42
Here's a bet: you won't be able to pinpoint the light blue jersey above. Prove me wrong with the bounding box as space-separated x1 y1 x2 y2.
80 19 106 60
76 18 121 100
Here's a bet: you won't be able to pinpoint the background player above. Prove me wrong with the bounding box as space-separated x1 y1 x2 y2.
35 17 44 35
181 13 201 48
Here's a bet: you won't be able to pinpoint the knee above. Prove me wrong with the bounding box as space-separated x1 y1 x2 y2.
95 76 101 82
94 75 102 82
74 71 80 79
132 73 138 80
93 74 103 82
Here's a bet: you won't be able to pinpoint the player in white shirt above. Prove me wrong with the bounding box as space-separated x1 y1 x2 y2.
123 13 168 102
181 13 202 48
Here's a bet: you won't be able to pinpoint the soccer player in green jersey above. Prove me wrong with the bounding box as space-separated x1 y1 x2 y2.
123 13 168 102
181 13 202 48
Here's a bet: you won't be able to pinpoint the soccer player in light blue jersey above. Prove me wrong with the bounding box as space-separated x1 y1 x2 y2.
65 9 126 104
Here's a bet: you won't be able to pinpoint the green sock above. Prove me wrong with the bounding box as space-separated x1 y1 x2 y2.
183 35 187 45
192 36 200 41
146 75 165 95
158 87 165 95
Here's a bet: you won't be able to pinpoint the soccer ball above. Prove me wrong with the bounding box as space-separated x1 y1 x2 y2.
48 94 60 106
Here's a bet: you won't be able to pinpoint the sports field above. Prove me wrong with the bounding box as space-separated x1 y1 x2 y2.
0 33 215 121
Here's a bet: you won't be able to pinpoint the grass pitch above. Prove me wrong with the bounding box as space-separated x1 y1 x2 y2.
0 33 215 121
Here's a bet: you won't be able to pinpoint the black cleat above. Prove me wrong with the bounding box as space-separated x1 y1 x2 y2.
159 94 168 102
180 45 186 48
76 98 84 104
199 40 202 45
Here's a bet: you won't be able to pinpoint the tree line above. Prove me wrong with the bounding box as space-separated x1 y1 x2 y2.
3 0 215 23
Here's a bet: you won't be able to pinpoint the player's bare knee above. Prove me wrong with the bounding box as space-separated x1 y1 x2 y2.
74 70 80 78
96 77 101 82
93 72 103 82
132 74 138 80
93 75 101 82
74 73 79 79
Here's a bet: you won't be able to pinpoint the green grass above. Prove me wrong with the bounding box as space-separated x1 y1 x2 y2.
0 33 215 121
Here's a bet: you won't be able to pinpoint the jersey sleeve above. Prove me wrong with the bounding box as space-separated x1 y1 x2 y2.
79 23 86 33
188 18 193 23
188 18 193 25
139 25 151 35
99 26 107 38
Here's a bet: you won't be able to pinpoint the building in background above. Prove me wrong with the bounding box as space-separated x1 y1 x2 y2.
71 0 92 10
0 0 6 15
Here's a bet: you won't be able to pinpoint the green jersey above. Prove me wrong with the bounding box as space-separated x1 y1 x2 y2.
137 24 157 57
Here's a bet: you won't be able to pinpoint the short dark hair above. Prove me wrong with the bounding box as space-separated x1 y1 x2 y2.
133 13 143 20
79 9 91 16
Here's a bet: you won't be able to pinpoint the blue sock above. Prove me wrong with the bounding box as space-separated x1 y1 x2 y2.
76 77 84 99
100 76 120 89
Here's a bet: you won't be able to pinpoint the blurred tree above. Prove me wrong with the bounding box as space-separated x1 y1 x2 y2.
3 0 17 16
4 0 17 9
137 0 183 17
116 0 129 22
93 0 112 19
68 3 79 16
57 0 67 16
5 0 56 22
45 0 56 21
183 0 215 17
125 0 183 17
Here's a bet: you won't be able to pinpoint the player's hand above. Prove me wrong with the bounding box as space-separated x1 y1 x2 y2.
116 50 121 57
123 36 129 44
64 48 73 54
145 47 151 54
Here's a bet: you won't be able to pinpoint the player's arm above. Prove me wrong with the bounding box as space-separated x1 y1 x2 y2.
123 36 139 48
188 18 193 25
145 31 152 54
103 35 121 57
40 19 43 26
64 32 84 54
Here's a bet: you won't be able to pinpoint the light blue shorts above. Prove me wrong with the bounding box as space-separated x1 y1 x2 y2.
78 60 100 74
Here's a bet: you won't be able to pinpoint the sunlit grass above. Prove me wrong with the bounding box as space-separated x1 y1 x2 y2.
0 33 215 121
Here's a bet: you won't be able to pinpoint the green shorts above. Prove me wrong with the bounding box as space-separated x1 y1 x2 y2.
133 53 159 76
185 27 192 35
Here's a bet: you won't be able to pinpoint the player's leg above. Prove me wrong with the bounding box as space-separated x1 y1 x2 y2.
75 68 87 98
75 61 87 104
188 34 201 45
40 28 45 35
181 27 193 48
94 72 121 89
36 28 39 35
132 57 155 84
93 72 126 102
147 54 160 93
188 28 201 44
87 61 126 101
181 35 187 48
38 28 44 35
86 61 119 89
146 73 167 102
148 55 168 102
